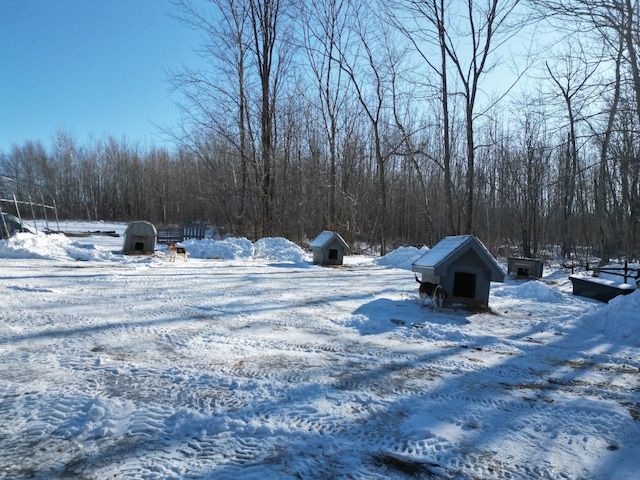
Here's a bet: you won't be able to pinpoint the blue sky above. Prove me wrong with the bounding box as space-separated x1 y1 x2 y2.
0 0 201 153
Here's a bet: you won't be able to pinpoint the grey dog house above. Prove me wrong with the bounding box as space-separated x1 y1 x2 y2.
309 231 349 265
412 235 505 307
507 257 544 278
123 221 157 255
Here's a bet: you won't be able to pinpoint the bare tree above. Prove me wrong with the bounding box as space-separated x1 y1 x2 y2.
505 99 551 257
592 35 624 264
533 0 640 261
170 0 254 234
545 42 600 258
299 0 349 229
383 0 457 234
332 1 406 254
385 0 524 234
249 0 283 237
535 0 640 125
170 0 293 237
447 0 522 233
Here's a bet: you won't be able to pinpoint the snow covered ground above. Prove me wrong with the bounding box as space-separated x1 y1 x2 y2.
1 221 639 480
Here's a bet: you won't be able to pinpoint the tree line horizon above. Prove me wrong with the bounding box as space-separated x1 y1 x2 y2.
1 0 639 263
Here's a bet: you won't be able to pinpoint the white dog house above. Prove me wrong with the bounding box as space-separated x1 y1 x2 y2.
123 221 157 255
309 231 349 266
412 235 505 307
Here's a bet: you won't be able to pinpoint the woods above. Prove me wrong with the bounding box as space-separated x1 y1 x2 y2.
1 0 639 261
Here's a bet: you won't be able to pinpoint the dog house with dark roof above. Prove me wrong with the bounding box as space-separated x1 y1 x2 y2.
412 235 505 307
123 221 157 255
309 231 349 266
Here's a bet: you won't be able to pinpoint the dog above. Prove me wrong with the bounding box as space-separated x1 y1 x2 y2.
168 242 188 262
415 275 447 311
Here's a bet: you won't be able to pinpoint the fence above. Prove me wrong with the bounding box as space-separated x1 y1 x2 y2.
156 223 207 244
588 260 640 285
564 260 640 285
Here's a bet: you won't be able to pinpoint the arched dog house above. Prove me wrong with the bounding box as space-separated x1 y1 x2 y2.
309 231 350 266
123 221 157 255
412 235 505 307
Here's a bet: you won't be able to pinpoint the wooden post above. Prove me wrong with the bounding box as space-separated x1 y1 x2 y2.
624 260 628 283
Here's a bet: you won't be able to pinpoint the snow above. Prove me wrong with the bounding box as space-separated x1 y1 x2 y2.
308 230 337 249
374 245 428 270
411 235 473 268
1 221 639 479
569 274 636 290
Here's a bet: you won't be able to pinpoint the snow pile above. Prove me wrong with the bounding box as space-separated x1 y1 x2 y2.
174 236 308 264
181 237 254 260
0 229 310 265
0 232 121 262
253 237 308 265
578 289 640 343
493 279 567 303
374 245 428 270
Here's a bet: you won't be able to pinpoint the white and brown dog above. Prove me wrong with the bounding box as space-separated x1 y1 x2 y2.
415 275 447 311
168 243 188 262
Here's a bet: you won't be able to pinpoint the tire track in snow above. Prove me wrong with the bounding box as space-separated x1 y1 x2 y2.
2 260 638 479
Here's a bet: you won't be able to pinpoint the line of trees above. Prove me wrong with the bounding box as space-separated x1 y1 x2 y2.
1 0 639 262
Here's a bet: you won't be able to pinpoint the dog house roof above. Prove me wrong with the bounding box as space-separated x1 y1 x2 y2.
309 231 349 252
413 235 505 282
124 220 157 235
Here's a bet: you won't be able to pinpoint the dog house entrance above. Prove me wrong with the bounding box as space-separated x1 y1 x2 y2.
134 242 145 251
328 249 338 261
453 272 476 298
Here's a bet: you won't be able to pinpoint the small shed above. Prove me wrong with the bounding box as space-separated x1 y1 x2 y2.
412 235 505 307
123 221 157 255
508 257 544 278
309 231 349 266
